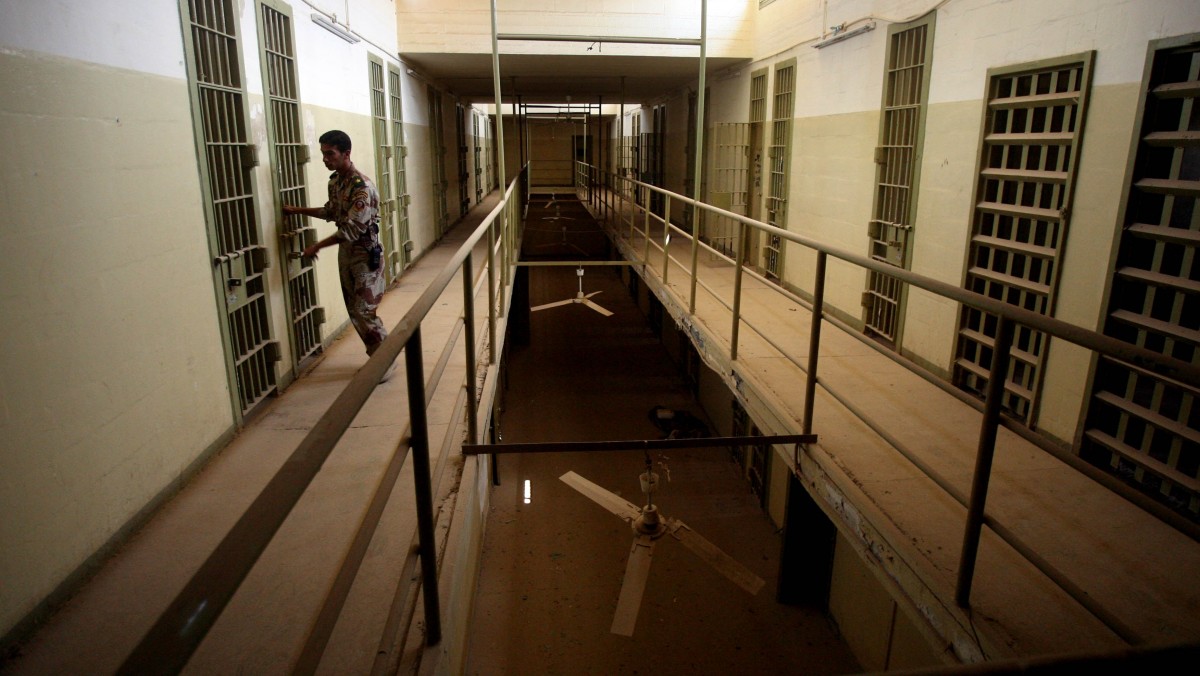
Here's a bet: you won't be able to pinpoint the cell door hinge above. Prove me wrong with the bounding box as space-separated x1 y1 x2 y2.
241 144 259 168
874 146 888 164
401 146 409 157
297 146 310 163
861 291 873 307
265 340 282 363
384 147 393 159
313 307 326 325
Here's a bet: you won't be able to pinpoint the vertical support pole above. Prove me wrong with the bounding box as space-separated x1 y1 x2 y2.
486 221 497 365
490 0 509 323
800 251 826 471
404 328 442 645
462 253 479 446
643 186 651 244
688 0 708 315
731 221 748 360
802 252 827 436
662 195 672 286
956 315 1015 608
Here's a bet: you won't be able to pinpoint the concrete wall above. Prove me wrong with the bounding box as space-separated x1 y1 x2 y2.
0 0 452 641
397 0 755 59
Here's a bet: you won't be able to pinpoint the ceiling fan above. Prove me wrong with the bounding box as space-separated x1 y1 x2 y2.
531 267 613 317
559 460 765 636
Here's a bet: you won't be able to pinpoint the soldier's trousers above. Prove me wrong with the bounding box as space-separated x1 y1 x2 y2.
338 245 388 354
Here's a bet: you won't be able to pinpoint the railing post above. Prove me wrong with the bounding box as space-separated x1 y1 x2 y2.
802 251 826 437
486 218 497 365
662 195 671 286
462 253 479 446
404 327 442 645
688 206 700 314
731 221 748 360
956 314 1015 608
499 208 508 318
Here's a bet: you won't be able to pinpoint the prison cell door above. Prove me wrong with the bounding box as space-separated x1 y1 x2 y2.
765 62 795 283
456 103 470 216
863 17 934 346
710 123 751 258
182 0 280 416
259 0 324 370
386 65 412 274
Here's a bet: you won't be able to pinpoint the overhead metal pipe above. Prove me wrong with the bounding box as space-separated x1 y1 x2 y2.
498 33 701 46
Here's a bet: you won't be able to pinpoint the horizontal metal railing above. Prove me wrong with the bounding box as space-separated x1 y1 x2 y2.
117 169 528 674
576 160 1200 647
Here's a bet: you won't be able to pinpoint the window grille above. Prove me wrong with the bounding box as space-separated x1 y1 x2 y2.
260 1 322 366
954 54 1094 422
1081 37 1200 517
864 18 933 345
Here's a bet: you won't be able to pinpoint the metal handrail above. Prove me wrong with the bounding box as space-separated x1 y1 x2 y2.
118 168 528 673
577 161 1199 647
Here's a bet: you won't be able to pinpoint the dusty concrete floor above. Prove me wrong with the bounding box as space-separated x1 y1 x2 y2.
465 195 860 674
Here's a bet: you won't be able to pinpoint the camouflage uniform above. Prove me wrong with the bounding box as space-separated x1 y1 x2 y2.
321 168 388 354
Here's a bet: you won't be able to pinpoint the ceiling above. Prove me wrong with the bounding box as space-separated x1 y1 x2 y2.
400 52 748 105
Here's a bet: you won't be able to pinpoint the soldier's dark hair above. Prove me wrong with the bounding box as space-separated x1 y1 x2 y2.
319 130 352 153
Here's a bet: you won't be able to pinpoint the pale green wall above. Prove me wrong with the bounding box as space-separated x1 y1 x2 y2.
0 48 234 634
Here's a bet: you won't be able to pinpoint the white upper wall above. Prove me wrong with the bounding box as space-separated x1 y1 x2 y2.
0 0 187 77
396 0 755 57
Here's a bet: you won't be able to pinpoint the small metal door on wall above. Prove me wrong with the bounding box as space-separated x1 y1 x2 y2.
181 0 280 416
863 16 934 346
259 0 324 369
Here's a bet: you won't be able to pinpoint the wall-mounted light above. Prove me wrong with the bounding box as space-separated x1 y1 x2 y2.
813 21 874 49
311 13 360 44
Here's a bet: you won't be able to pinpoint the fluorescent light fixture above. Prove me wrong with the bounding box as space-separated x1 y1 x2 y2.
523 479 531 504
312 13 360 44
813 22 874 49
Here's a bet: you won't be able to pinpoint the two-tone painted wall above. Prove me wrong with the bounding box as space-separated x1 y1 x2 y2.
0 0 463 641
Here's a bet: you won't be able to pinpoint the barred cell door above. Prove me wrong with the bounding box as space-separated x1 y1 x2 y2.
456 103 470 216
953 54 1094 422
864 17 933 345
428 86 450 236
473 111 484 203
369 56 399 284
1081 36 1200 517
387 65 412 273
182 0 279 416
765 62 796 283
710 123 751 258
259 0 323 369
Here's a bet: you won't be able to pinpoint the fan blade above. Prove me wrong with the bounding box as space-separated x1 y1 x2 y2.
559 471 641 521
611 534 656 636
666 518 765 595
584 290 603 299
531 298 573 312
582 299 613 317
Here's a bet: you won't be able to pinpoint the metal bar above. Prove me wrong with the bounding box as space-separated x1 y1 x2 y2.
404 327 442 644
486 218 497 365
662 195 671 285
956 315 1014 609
498 33 701 47
462 434 817 455
462 253 479 445
688 0 707 316
592 171 1200 389
518 260 641 267
803 252 826 437
731 221 746 360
